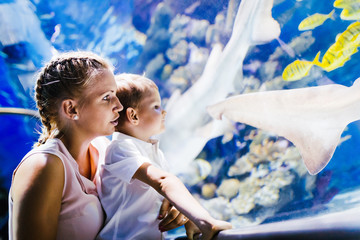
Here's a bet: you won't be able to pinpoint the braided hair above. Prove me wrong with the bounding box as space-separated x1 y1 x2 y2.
34 51 112 147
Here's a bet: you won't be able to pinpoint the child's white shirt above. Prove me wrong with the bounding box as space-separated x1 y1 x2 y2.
96 132 169 240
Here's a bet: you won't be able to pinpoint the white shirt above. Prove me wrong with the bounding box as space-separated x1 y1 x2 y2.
96 132 169 240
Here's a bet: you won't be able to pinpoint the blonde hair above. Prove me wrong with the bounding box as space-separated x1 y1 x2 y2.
115 73 158 124
34 51 113 146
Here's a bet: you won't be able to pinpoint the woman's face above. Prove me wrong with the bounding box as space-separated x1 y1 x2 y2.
76 69 123 138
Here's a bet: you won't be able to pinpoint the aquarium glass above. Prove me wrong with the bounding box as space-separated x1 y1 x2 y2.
1 0 360 238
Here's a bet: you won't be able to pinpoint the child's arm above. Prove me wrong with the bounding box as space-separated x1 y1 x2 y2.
133 162 232 240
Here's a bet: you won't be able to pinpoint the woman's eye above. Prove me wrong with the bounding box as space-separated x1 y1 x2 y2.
155 105 160 110
103 95 110 101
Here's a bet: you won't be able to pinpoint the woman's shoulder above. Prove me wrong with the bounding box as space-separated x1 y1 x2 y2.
15 152 64 182
12 139 66 193
11 152 64 201
20 153 64 177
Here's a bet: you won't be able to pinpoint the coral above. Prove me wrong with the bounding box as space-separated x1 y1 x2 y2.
197 130 313 227
228 155 253 176
178 158 212 186
165 40 189 66
201 197 235 221
216 178 242 199
254 185 280 207
231 189 257 215
201 183 217 199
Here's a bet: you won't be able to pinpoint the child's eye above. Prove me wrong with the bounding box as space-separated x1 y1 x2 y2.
154 105 161 110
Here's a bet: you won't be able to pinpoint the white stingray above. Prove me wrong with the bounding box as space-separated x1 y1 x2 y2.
160 0 280 173
207 77 360 175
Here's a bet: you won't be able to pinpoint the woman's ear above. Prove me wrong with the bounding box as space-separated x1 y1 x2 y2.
61 99 78 120
126 107 139 125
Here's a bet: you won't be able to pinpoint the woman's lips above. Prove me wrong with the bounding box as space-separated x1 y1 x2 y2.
111 116 119 126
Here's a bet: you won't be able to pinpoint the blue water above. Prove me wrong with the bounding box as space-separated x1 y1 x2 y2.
1 0 360 238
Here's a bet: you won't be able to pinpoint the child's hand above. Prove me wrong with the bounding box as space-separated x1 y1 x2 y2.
184 220 201 240
200 219 232 240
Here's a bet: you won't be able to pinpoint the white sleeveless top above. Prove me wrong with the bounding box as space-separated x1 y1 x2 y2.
8 138 107 240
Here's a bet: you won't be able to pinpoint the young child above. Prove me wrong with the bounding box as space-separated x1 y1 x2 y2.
96 73 231 240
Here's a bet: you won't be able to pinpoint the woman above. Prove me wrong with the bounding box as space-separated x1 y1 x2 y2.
8 51 122 240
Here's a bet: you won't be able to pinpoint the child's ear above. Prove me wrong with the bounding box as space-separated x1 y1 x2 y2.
126 108 139 125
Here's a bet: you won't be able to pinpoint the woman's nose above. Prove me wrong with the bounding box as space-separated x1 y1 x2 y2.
113 97 123 112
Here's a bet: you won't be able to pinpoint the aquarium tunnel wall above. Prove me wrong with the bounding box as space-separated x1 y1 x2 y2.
1 0 360 239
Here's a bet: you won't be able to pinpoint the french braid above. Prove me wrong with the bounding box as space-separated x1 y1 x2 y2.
34 51 112 147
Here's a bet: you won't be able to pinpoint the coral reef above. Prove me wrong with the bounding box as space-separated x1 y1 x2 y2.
197 130 317 227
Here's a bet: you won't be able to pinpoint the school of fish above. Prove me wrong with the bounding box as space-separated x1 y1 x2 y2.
282 0 360 81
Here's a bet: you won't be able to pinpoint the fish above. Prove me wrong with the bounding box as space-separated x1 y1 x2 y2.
50 24 61 43
184 1 201 15
160 0 281 174
332 21 360 51
207 77 360 175
317 22 360 71
276 37 296 58
39 12 55 20
340 7 360 20
320 45 358 71
282 52 321 81
334 0 360 9
298 10 335 31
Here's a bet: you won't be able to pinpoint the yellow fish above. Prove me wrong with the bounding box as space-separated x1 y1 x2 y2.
298 10 335 31
319 46 358 71
334 0 360 8
282 52 321 81
332 36 360 52
340 7 360 20
314 21 360 72
333 21 360 51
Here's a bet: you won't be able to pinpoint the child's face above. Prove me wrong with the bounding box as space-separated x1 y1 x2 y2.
136 88 166 141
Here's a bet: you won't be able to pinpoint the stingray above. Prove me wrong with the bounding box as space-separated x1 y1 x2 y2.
207 77 360 175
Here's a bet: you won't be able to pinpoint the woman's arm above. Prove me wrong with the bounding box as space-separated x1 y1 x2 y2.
11 154 64 240
133 162 232 239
